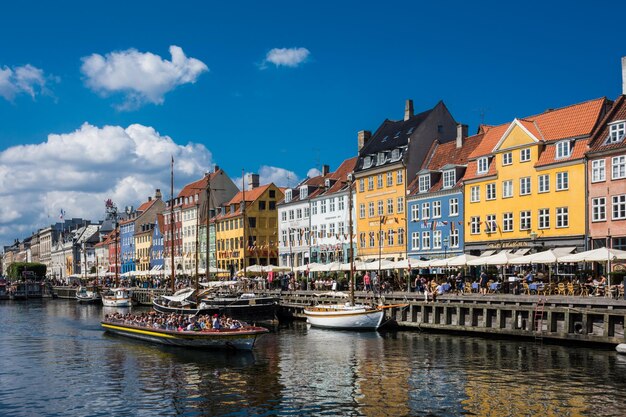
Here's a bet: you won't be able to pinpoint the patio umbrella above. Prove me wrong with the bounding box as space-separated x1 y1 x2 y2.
467 251 521 266
446 254 479 267
559 247 626 288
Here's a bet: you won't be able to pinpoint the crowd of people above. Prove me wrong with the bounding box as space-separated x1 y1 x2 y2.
103 311 247 332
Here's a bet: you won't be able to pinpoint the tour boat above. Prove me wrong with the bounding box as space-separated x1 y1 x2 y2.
75 286 101 304
101 288 133 307
101 319 268 350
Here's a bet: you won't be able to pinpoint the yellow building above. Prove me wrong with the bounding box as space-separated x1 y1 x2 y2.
464 98 609 253
354 99 459 262
214 178 284 274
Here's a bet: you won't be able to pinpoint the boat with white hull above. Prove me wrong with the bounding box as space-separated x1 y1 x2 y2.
76 286 101 304
101 320 268 350
304 303 385 330
101 288 133 307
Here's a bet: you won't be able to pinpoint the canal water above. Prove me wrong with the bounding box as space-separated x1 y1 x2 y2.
1 300 625 417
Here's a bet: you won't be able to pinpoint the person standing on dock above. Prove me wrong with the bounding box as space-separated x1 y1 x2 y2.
480 271 488 295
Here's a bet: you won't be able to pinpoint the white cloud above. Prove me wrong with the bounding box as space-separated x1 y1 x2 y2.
0 64 54 101
81 45 208 110
261 47 310 69
0 123 213 247
307 168 321 178
235 165 301 190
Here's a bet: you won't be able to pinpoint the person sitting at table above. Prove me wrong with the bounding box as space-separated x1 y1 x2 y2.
525 270 534 283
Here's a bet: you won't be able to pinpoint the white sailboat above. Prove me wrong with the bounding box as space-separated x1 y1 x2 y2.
101 287 133 307
303 173 395 330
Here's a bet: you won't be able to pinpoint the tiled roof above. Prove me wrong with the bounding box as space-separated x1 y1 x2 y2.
589 95 626 153
469 124 509 159
320 157 358 196
214 184 280 221
535 138 589 168
463 158 497 182
359 109 432 156
136 198 157 213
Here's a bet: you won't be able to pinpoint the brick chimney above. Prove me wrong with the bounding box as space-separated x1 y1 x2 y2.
622 56 626 95
155 189 162 200
357 130 371 152
456 124 468 148
404 99 414 121
214 165 220 173
248 173 260 190
322 164 330 176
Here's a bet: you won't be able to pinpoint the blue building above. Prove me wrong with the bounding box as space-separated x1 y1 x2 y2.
407 129 481 260
120 217 136 273
150 215 164 271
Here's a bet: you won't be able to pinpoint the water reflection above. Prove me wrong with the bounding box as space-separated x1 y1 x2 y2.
1 300 626 416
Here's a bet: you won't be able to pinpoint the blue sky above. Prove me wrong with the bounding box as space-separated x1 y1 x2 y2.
1 0 625 247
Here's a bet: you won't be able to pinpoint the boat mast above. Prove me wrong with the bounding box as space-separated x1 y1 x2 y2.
242 170 247 278
170 156 176 294
348 173 355 306
195 199 199 293
205 174 211 282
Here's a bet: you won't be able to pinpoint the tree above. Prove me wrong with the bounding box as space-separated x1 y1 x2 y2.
6 262 47 281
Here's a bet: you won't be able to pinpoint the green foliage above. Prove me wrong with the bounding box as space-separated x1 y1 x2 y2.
6 262 47 281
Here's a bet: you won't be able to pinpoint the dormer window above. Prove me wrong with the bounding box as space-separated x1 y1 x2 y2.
285 189 292 203
555 140 572 159
443 170 456 189
377 152 386 165
477 157 489 174
363 156 373 169
418 175 430 193
607 121 626 144
299 187 307 200
391 148 401 161
325 179 331 188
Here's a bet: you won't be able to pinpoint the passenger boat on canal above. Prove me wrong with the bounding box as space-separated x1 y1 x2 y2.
101 314 268 350
75 286 101 304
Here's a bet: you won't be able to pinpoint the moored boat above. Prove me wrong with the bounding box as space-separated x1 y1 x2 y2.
101 315 268 350
304 303 385 330
101 288 133 307
76 286 101 304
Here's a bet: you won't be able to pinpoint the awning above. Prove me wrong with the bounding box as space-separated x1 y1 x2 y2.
480 250 496 257
161 288 195 302
513 248 531 256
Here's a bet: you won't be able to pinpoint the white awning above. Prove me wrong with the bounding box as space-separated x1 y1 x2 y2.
480 250 496 257
161 288 195 302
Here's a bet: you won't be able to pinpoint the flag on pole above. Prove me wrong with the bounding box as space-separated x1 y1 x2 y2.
431 220 437 231
59 209 66 220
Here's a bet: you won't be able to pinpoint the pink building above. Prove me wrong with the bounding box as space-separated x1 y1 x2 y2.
587 94 626 250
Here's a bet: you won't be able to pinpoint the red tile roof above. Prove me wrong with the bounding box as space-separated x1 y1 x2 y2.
589 95 626 153
535 138 589 168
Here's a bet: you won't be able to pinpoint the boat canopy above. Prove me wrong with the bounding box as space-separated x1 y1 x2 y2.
161 288 195 302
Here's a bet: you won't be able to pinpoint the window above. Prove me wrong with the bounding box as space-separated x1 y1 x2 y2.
608 121 626 143
398 228 405 245
387 198 394 214
449 198 459 216
359 179 365 193
329 198 336 212
503 212 513 232
538 174 550 193
592 197 606 222
449 229 459 247
360 233 366 248
284 190 292 202
477 157 489 174
368 202 374 217
281 211 287 222
470 216 480 234
411 204 419 221
397 170 404 184
486 214 497 233
432 201 441 218
520 210 531 230
502 152 512 166
377 200 383 215
592 160 606 182
556 141 571 159
299 187 308 200
612 156 626 179
556 172 569 191
397 197 404 213
392 148 401 160
363 156 373 169
556 207 569 228
539 208 550 229
388 230 395 246
486 183 496 200
470 186 480 202
320 200 327 214
296 209 302 219
422 232 430 249
387 172 393 186
329 223 336 236
443 170 456 188
377 152 386 165
289 210 294 220
613 195 626 220
377 174 383 188
369 232 375 247
418 175 430 193
502 180 513 198
311 201 318 215
338 222 344 235
411 232 420 250
520 177 531 195
368 177 374 190
520 148 531 162
433 230 442 249
320 224 326 238
422 202 430 219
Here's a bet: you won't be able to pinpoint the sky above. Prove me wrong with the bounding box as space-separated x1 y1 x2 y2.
1 0 625 248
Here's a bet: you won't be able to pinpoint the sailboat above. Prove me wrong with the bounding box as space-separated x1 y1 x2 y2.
101 199 133 307
303 173 392 330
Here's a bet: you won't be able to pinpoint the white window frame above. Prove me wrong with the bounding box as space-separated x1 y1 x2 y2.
387 172 393 187
520 210 531 231
377 174 383 188
411 204 419 221
486 214 497 233
520 148 531 162
502 180 513 198
592 197 606 222
608 121 626 144
368 177 374 190
418 175 431 193
613 195 626 220
555 140 572 159
411 232 420 250
387 198 394 214
503 212 513 232
470 186 480 202
433 230 442 249
443 170 456 189
477 157 489 174
397 197 404 213
368 202 374 217
502 152 512 166
556 207 569 228
486 183 496 200
359 204 365 219
449 229 459 248
432 201 441 218
556 172 569 191
612 156 626 180
397 170 404 184
520 177 531 195
422 202 430 219
538 174 550 193
592 159 606 183
538 208 550 229
359 179 365 193
422 231 430 249
377 200 384 216
470 216 480 235
449 198 459 216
